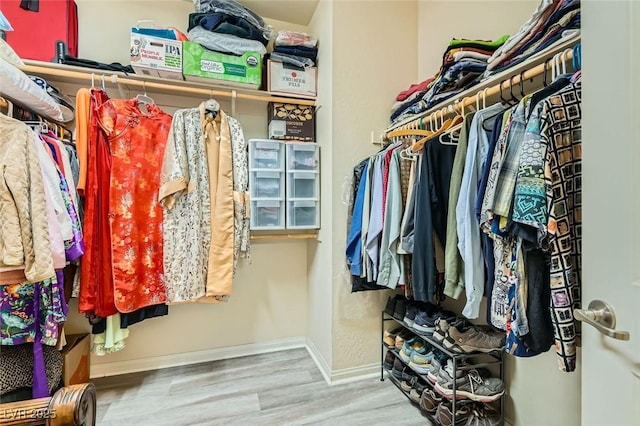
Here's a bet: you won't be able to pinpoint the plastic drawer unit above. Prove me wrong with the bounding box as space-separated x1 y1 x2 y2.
248 139 285 230
285 142 320 229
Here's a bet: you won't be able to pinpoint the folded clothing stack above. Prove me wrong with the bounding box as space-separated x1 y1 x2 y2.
391 36 508 123
187 0 274 56
272 30 318 68
485 0 581 75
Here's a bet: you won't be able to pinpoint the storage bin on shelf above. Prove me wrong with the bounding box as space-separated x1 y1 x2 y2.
285 142 319 230
249 139 285 230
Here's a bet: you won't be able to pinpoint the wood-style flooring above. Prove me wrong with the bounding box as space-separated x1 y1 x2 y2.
93 348 431 425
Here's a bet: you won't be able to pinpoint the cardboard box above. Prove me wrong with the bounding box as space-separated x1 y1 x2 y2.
130 29 183 80
268 102 315 142
182 41 262 89
62 334 90 386
267 60 317 98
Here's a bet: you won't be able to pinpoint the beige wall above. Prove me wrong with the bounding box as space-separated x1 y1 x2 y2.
328 0 418 372
62 1 310 371
418 2 581 424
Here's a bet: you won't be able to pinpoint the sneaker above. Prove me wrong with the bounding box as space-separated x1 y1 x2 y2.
435 370 505 403
436 401 475 426
427 350 449 383
395 329 414 351
403 303 419 327
383 351 396 370
401 370 418 392
465 404 501 426
409 380 426 403
383 327 403 348
409 351 434 374
399 337 428 363
420 388 443 414
433 315 457 342
444 321 506 354
391 358 405 380
384 295 401 316
411 303 441 334
393 297 408 321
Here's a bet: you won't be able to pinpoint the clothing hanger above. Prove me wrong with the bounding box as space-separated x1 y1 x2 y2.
543 59 549 87
101 74 107 92
136 81 155 105
90 73 95 89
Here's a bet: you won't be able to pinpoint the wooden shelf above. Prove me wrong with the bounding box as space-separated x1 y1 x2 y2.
250 231 317 241
21 60 316 106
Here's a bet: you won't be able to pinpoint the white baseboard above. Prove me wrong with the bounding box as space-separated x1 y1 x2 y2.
90 337 306 378
328 363 380 386
304 338 380 385
304 338 332 384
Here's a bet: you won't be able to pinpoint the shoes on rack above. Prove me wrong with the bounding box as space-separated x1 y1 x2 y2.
383 351 396 371
435 369 505 403
399 337 428 363
409 380 427 403
427 350 449 383
420 388 443 414
433 314 457 342
411 302 440 334
464 404 501 426
403 303 419 327
391 358 405 381
401 370 418 392
443 320 506 354
395 329 414 351
393 297 409 321
436 401 476 426
385 295 402 316
408 350 434 374
383 327 404 348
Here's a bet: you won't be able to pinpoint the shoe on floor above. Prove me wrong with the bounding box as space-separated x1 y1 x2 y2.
435 370 504 403
383 351 396 371
444 320 506 353
383 327 404 348
435 400 475 426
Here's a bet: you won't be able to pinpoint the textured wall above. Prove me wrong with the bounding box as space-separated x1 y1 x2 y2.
329 0 419 372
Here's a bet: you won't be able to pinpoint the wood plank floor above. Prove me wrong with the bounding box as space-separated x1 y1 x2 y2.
92 348 432 425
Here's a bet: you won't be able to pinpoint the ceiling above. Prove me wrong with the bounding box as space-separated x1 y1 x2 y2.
183 0 319 26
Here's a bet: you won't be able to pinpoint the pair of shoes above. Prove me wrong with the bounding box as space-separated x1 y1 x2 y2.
399 336 429 363
443 320 506 354
465 403 501 426
401 369 419 392
408 350 434 374
420 387 443 414
435 401 479 426
413 305 457 335
435 369 505 403
394 329 414 351
385 294 406 318
427 350 449 383
383 351 396 371
383 327 404 348
409 380 427 403
391 358 405 381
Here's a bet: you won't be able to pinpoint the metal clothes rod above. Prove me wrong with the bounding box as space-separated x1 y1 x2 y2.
385 48 575 139
20 61 316 107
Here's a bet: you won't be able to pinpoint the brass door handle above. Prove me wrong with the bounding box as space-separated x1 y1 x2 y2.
574 300 630 341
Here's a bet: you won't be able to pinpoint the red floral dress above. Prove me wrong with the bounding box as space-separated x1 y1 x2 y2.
97 100 171 313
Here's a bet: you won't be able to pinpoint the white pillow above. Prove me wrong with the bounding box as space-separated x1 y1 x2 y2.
0 38 25 68
0 57 63 122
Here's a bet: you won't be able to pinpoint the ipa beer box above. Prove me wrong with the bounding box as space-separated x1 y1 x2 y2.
182 41 262 89
130 28 183 80
267 60 317 98
268 102 316 142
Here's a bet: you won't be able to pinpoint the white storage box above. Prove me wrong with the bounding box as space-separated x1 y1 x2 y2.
130 30 183 80
267 60 317 98
249 139 284 170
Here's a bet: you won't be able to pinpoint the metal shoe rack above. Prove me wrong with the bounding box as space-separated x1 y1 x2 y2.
381 311 505 425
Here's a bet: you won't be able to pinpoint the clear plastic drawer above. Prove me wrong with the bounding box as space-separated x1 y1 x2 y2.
286 200 319 229
286 142 319 172
251 200 285 230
